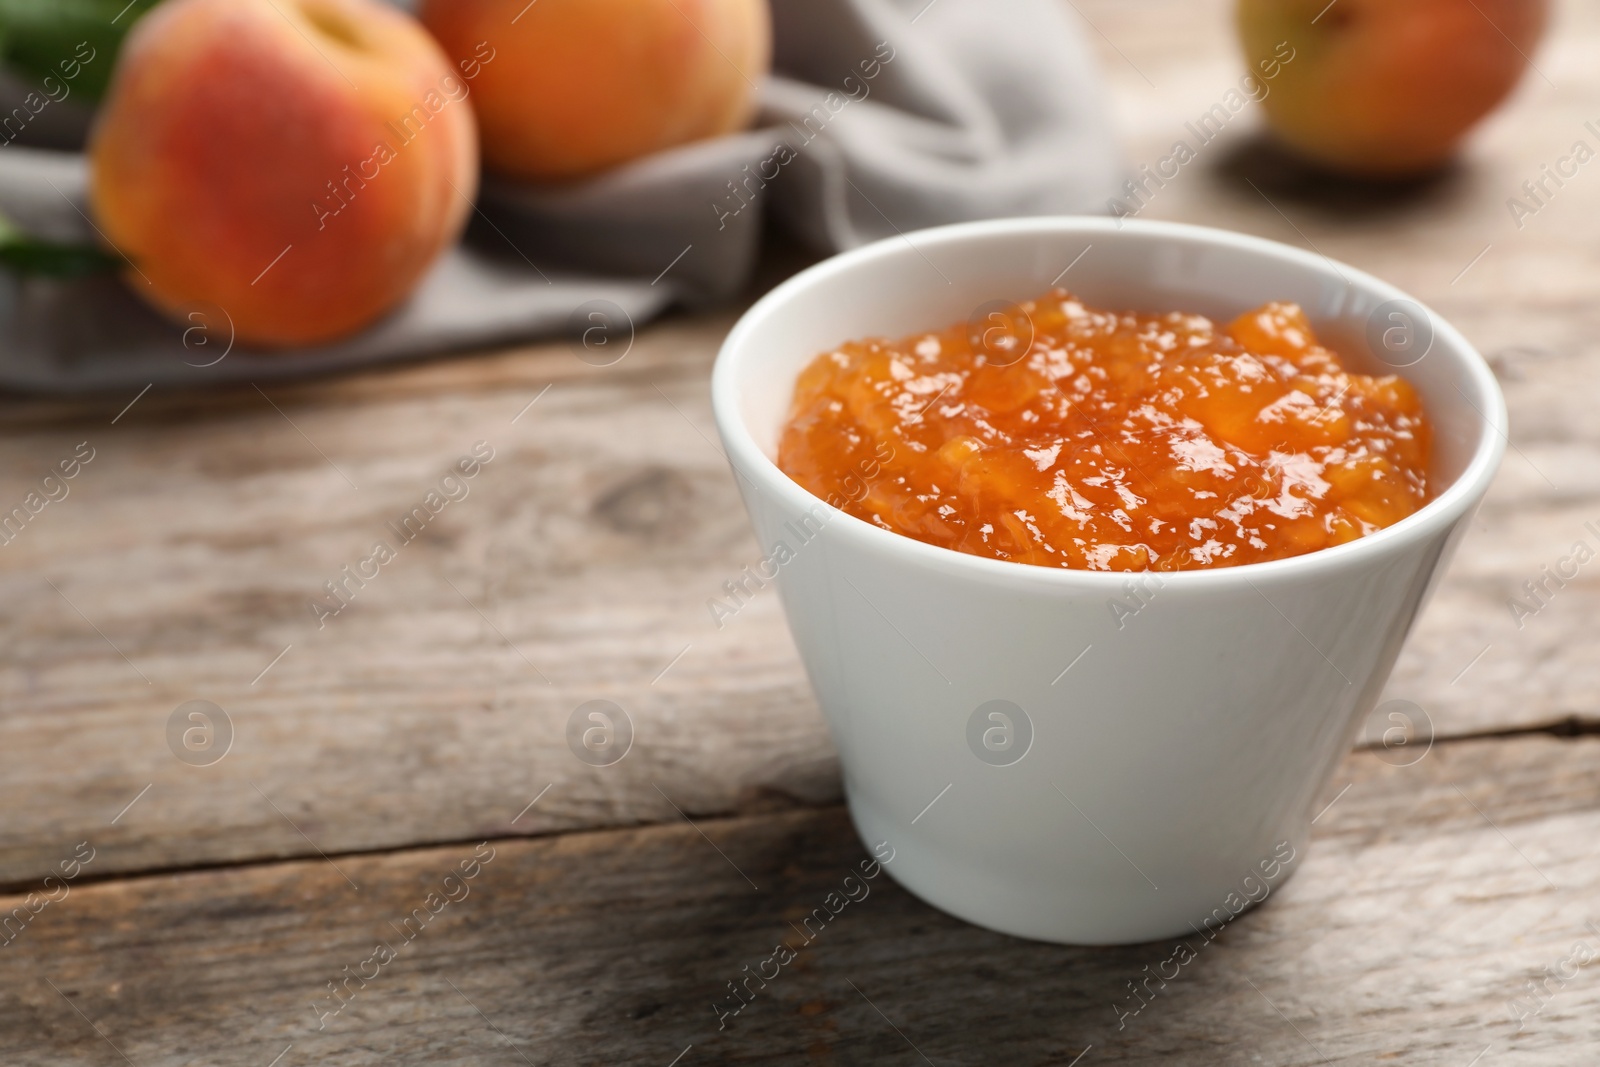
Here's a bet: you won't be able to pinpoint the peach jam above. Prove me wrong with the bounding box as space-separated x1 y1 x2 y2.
777 290 1431 572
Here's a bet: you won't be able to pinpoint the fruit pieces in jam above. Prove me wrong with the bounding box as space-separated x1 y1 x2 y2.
777 290 1431 572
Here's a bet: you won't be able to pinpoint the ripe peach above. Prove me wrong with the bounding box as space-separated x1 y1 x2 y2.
90 0 478 347
1237 0 1548 177
420 0 769 182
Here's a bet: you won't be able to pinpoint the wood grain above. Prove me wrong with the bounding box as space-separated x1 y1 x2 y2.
0 319 842 887
2 0 1599 893
2 734 1597 1066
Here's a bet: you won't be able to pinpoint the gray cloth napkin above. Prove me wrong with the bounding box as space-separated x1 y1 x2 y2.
0 0 1118 393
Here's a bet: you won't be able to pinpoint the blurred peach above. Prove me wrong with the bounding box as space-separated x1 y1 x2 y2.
1237 0 1547 177
90 0 477 347
420 0 769 181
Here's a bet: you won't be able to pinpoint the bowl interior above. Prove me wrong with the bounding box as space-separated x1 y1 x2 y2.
720 218 1501 501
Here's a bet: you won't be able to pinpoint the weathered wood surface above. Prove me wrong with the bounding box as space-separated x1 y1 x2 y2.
0 312 843 888
2 734 1598 1066
0 0 1597 898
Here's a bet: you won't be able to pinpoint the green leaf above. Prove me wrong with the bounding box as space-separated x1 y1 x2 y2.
0 210 122 278
0 0 163 103
0 238 121 277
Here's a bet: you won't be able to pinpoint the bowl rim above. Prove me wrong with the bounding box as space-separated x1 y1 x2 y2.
711 215 1508 591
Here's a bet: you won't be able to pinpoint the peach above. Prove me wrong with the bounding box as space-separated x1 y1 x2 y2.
420 0 769 182
1237 0 1548 177
90 0 478 347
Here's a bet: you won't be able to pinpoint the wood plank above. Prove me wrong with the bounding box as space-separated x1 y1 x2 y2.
2 734 1597 1065
0 319 841 887
5 0 1600 889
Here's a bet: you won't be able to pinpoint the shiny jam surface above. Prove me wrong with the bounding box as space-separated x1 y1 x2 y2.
777 290 1432 572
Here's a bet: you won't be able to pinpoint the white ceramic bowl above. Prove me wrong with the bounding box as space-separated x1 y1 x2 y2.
711 217 1506 945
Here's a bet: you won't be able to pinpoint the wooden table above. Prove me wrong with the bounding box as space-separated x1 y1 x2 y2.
4 0 1599 1062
